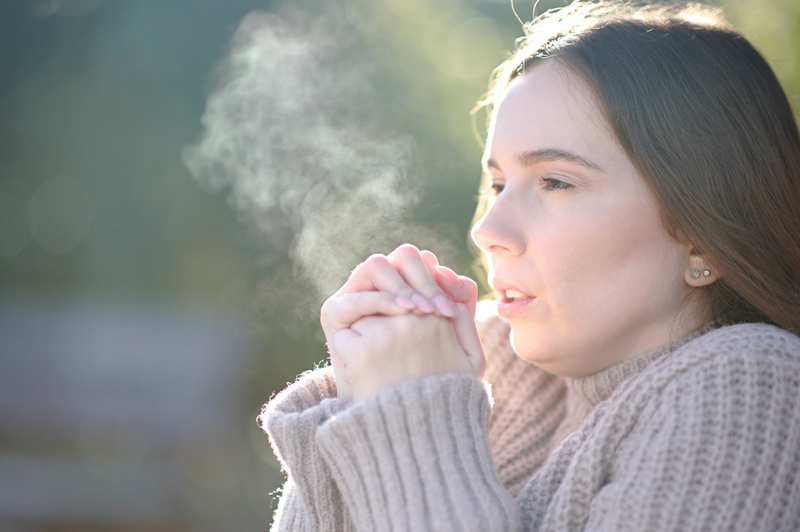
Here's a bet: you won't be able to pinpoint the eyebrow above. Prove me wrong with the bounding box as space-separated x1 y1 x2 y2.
484 148 604 173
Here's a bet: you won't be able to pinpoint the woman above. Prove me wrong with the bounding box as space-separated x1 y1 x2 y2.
260 2 800 531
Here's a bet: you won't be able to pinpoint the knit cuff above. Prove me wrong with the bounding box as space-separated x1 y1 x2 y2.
315 373 520 532
260 367 351 467
260 367 354 531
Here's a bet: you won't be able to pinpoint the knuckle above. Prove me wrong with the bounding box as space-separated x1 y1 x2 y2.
357 254 389 272
366 253 388 263
320 299 333 322
321 296 335 312
393 243 420 259
461 276 478 290
397 243 420 253
420 249 439 266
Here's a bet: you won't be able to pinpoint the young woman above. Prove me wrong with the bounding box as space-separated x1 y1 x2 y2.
260 2 800 531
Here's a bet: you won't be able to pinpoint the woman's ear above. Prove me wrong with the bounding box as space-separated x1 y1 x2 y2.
684 252 720 287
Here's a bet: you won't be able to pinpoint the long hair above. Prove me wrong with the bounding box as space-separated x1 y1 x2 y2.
472 1 800 334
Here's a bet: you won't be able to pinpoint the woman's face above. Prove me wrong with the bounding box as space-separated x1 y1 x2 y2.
471 60 700 377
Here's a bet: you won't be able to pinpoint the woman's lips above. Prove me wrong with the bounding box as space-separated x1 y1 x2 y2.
497 289 536 319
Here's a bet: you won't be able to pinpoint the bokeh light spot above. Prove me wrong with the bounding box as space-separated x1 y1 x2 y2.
28 175 92 255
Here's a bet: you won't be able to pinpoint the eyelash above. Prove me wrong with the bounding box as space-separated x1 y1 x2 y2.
488 177 573 195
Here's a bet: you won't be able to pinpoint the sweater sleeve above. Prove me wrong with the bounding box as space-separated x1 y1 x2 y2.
314 373 521 532
581 344 800 532
260 313 565 531
259 367 356 532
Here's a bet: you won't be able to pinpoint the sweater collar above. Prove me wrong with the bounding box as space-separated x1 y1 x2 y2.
564 325 714 408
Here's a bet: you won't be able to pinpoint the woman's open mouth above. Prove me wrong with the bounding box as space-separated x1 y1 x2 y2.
498 289 536 318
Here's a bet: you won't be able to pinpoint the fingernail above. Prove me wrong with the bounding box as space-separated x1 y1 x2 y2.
434 295 458 318
411 294 435 313
395 296 416 309
437 266 460 285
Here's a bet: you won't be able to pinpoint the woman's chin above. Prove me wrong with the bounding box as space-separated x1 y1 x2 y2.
509 330 556 367
508 329 589 377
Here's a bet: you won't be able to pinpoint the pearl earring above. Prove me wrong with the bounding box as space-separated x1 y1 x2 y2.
703 269 711 277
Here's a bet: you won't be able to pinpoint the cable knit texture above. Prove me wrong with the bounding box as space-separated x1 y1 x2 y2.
260 316 800 531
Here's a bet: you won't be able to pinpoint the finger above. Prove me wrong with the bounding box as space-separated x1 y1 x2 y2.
335 254 423 304
413 249 452 318
422 251 479 317
435 266 479 317
451 303 486 378
420 249 439 278
388 244 457 318
322 291 415 333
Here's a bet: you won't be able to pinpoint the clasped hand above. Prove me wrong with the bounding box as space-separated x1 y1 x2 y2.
320 244 485 402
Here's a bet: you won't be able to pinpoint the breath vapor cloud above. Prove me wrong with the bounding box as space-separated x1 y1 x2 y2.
183 7 453 302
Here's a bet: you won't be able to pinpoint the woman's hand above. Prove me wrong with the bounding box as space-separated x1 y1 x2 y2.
321 244 478 336
320 244 483 400
330 302 484 402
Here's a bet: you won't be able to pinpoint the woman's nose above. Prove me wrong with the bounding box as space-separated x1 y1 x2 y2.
470 199 525 256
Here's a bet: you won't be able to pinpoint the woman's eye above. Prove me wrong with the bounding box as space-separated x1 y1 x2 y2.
540 177 573 191
491 183 505 195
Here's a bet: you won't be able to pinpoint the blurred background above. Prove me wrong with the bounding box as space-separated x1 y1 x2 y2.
0 0 797 530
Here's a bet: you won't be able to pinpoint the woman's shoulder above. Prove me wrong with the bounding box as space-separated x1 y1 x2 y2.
670 322 800 370
625 322 800 414
565 324 800 532
592 323 800 483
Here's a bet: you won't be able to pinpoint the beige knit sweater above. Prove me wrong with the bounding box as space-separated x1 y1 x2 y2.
260 315 800 531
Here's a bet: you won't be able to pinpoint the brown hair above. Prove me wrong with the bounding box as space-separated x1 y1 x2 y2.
472 1 800 334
